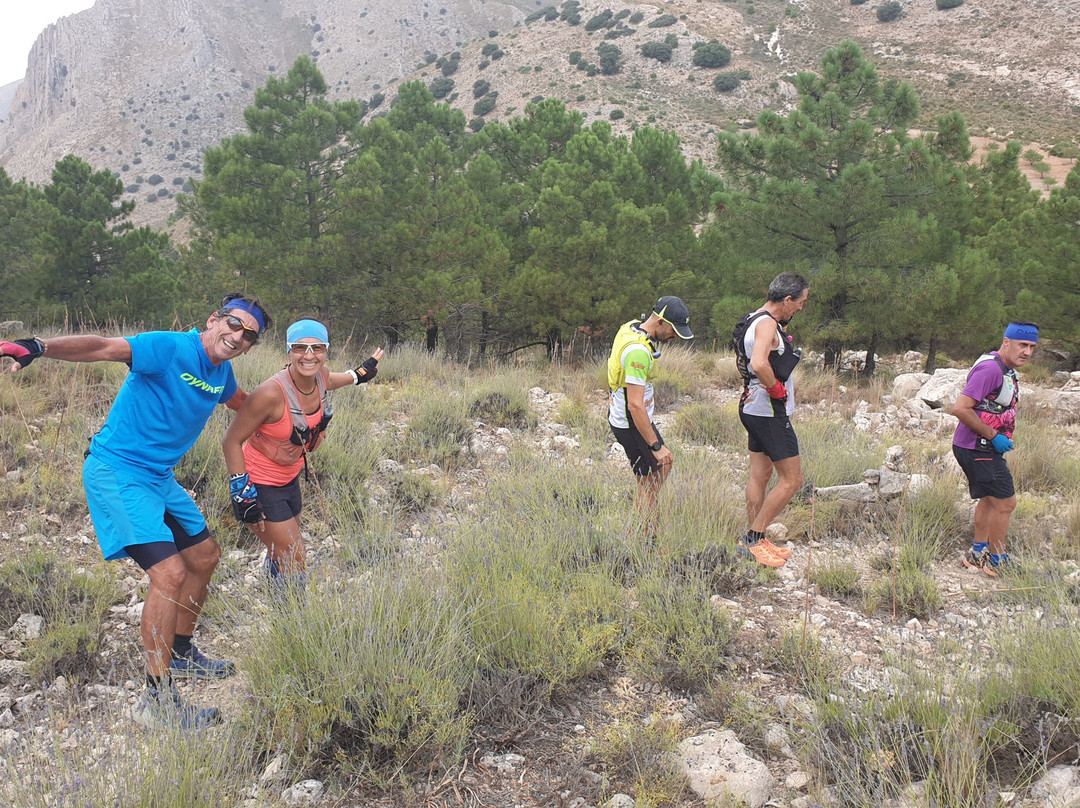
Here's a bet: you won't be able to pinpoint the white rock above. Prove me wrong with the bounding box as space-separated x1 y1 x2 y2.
677 730 775 808
1029 765 1080 806
785 771 811 790
892 372 930 400
9 614 44 640
281 779 324 806
916 369 967 410
480 752 526 775
603 794 636 808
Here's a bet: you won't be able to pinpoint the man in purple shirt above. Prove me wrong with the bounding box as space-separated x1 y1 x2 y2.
950 322 1039 576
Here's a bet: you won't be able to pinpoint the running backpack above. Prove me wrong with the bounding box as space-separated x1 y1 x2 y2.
732 310 800 385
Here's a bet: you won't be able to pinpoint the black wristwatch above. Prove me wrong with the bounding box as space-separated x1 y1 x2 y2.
649 439 663 452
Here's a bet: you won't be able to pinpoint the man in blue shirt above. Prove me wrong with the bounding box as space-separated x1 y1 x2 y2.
2 294 271 728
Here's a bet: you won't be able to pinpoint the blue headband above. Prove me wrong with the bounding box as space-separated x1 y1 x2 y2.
1004 322 1039 342
224 299 267 332
287 319 329 345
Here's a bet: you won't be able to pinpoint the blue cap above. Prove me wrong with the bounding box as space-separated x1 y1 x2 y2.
287 319 329 345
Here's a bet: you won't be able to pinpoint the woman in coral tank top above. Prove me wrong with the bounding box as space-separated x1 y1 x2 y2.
222 318 383 586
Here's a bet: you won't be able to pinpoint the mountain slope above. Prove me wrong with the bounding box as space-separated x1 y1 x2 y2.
1 0 1076 229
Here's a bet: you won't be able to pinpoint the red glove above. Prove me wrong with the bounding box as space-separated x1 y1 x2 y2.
1 338 45 369
765 380 787 399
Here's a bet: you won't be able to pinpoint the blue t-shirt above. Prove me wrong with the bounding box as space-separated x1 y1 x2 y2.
89 330 238 474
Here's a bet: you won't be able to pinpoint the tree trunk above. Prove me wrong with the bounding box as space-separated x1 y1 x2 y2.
863 333 878 377
424 318 438 354
546 328 562 361
923 335 937 374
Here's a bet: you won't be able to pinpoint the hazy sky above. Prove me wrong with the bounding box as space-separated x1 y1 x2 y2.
2 1 97 86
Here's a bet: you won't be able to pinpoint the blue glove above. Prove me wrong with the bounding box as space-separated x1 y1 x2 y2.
229 473 263 523
990 434 1013 453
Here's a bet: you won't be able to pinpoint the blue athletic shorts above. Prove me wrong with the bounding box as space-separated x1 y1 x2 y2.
83 453 209 561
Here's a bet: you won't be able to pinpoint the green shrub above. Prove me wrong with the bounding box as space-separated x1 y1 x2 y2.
584 10 614 31
713 72 741 92
473 94 497 116
936 0 963 7
568 50 582 65
867 566 942 619
675 401 742 448
481 42 500 57
592 715 691 805
877 1 902 22
1049 141 1079 159
403 394 472 467
147 174 164 185
609 109 625 120
0 551 121 682
436 53 460 76
242 570 475 772
369 92 385 109
467 379 535 429
469 116 485 132
472 79 490 98
850 0 869 4
429 77 454 99
641 41 673 62
815 560 862 599
603 25 635 40
627 571 738 691
692 42 731 68
664 33 679 48
596 43 623 75
647 14 678 28
629 11 645 24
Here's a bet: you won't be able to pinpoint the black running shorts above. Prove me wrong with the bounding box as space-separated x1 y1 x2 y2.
739 411 800 462
953 445 1015 500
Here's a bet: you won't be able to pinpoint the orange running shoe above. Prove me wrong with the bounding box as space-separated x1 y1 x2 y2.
736 536 786 568
758 537 791 559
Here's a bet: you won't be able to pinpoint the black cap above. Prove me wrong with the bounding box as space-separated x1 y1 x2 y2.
653 296 693 340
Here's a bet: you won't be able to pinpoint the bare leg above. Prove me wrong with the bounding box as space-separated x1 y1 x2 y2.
258 517 306 574
633 462 671 538
749 455 803 533
745 451 774 528
142 555 186 677
974 496 1016 556
174 538 221 638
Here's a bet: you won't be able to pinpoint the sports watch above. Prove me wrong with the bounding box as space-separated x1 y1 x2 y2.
649 439 663 452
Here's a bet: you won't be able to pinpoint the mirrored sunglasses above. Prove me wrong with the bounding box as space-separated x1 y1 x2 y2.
223 314 260 344
288 342 329 355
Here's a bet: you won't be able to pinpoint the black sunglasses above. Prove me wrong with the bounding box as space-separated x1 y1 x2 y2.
223 314 260 344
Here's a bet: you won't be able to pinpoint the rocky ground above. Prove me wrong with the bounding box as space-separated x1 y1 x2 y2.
3 355 1080 807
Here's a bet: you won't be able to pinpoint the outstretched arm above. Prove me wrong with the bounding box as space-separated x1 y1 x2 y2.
327 347 385 391
2 335 131 372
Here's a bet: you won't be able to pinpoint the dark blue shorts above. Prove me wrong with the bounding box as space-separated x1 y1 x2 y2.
953 445 1015 500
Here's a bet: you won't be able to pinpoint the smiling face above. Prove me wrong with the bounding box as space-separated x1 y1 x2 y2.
201 310 261 365
287 338 329 381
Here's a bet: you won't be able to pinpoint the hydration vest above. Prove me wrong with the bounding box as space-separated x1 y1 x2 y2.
970 352 1018 415
247 368 333 466
732 310 801 389
607 321 658 392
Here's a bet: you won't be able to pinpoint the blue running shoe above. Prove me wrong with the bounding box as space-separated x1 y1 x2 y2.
170 644 236 680
132 683 223 729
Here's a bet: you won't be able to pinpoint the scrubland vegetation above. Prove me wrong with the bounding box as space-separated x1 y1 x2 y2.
2 340 1079 806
